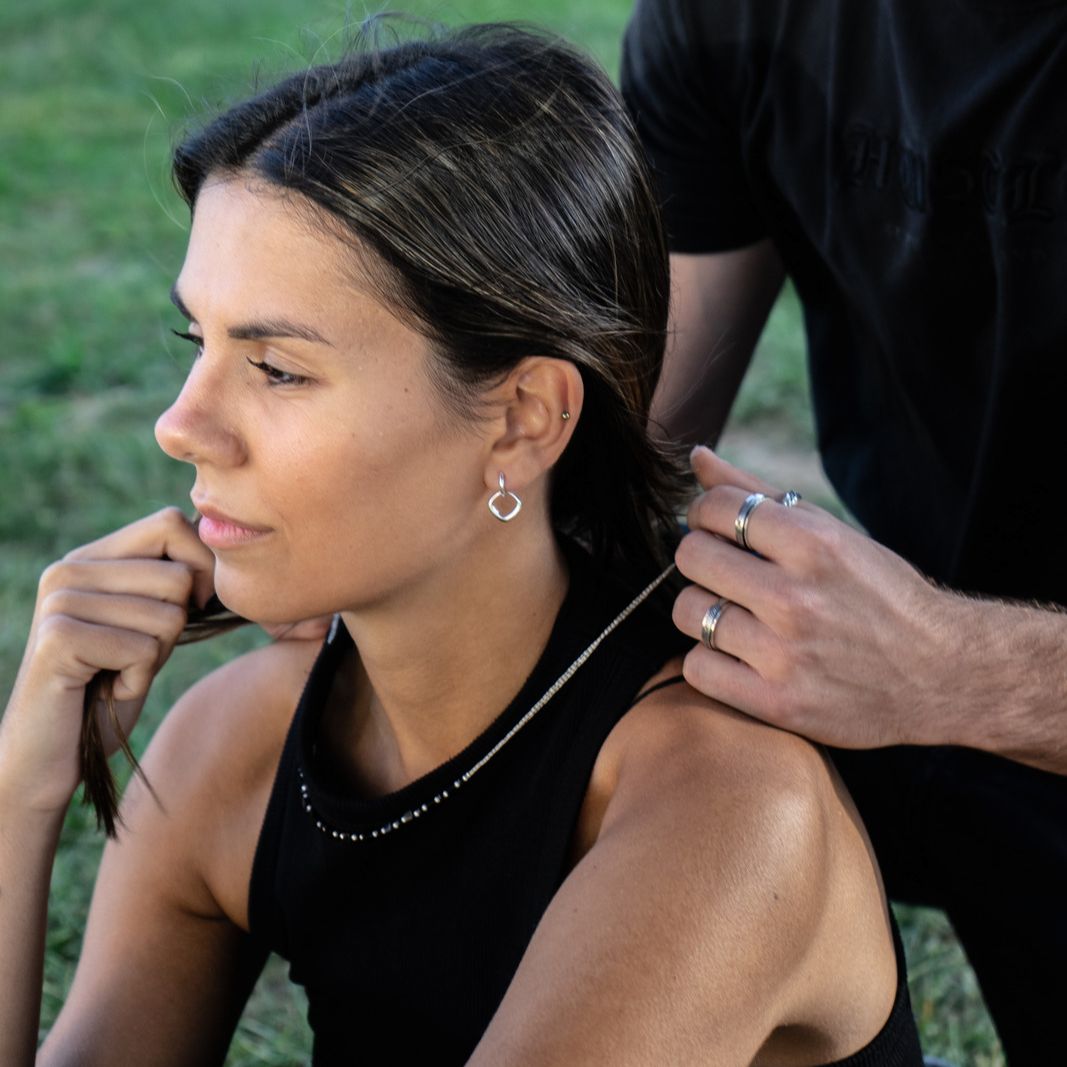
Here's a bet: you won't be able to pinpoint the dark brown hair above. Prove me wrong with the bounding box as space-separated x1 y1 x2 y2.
83 20 689 835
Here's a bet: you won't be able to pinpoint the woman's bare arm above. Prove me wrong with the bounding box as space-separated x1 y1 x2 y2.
469 681 896 1066
0 509 215 1064
37 639 311 1066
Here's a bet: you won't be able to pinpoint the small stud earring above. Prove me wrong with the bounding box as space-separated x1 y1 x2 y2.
488 471 522 522
561 410 571 420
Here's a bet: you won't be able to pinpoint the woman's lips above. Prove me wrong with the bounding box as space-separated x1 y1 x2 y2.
195 506 272 549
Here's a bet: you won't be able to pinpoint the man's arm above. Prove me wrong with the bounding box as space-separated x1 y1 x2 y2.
651 245 785 447
673 447 1067 776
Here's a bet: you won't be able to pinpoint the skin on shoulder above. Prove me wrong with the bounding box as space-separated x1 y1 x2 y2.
124 638 323 927
470 660 900 1067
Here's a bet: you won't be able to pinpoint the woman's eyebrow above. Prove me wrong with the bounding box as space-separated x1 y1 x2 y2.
169 283 335 347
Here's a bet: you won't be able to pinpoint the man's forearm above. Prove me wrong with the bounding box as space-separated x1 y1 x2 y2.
652 246 784 446
941 591 1067 774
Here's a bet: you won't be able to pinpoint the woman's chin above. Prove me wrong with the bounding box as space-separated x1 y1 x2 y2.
211 574 293 626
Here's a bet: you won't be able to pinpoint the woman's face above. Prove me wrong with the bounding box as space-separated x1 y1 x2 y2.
156 177 491 624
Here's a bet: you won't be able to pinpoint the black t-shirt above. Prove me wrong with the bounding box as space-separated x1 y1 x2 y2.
622 0 1067 603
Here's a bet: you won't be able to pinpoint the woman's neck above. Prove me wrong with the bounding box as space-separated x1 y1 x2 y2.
331 523 570 796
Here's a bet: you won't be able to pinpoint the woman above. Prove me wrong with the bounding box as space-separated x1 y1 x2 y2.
0 23 922 1066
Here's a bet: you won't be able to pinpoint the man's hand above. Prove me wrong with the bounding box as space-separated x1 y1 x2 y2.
672 447 1067 773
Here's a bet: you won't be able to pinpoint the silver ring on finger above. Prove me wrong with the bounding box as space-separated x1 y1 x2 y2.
779 489 802 508
700 597 731 651
734 492 768 551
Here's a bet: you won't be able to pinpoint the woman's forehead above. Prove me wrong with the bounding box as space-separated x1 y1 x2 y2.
178 179 388 335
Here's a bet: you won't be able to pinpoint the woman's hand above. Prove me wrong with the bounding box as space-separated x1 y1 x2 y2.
0 507 215 816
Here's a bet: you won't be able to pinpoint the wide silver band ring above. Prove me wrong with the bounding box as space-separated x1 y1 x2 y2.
734 492 768 551
779 489 802 508
700 597 731 651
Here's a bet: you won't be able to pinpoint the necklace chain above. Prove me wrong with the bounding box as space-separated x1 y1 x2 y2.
298 562 677 844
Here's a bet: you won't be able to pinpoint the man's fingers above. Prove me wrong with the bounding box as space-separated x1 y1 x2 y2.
679 643 773 719
672 584 778 666
689 445 778 496
64 507 216 609
686 482 833 569
674 528 792 616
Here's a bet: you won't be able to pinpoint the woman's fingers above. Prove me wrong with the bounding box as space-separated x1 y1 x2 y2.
38 558 198 610
1 508 217 811
262 615 335 642
64 507 216 609
38 589 187 662
33 614 165 703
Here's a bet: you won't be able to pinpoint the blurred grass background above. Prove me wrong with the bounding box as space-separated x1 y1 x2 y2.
0 0 1003 1063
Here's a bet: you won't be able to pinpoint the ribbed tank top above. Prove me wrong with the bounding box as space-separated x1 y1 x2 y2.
248 540 923 1066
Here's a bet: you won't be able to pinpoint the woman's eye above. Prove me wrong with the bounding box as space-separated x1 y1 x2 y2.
246 358 309 387
169 330 307 387
170 328 203 356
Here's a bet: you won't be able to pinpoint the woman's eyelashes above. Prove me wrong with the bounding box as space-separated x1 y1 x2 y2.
170 328 310 387
171 328 203 356
244 358 310 387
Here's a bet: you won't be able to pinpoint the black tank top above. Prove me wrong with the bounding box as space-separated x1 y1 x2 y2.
248 541 923 1065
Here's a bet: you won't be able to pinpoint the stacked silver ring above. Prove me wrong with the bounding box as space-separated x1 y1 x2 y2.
734 492 767 551
780 489 802 507
700 598 730 650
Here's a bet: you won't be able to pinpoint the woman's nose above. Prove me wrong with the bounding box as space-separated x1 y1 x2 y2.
155 362 246 467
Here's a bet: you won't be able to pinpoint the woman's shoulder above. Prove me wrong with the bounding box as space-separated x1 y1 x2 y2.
119 635 325 929
579 660 843 864
149 634 320 776
572 662 899 1055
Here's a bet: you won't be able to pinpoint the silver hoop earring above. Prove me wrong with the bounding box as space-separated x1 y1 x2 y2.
488 472 522 522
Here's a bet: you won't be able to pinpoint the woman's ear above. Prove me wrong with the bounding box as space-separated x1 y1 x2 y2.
483 357 584 494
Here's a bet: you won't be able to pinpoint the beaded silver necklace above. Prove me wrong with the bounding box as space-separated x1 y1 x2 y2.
298 562 677 844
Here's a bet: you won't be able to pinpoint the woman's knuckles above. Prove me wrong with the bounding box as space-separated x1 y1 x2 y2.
38 588 187 636
31 614 163 677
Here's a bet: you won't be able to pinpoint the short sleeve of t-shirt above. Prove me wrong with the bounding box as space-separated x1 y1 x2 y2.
620 0 767 252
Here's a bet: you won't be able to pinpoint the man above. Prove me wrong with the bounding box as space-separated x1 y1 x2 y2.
620 0 1067 1062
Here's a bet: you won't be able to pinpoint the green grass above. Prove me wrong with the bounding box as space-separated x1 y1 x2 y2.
0 0 1003 1063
